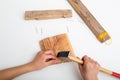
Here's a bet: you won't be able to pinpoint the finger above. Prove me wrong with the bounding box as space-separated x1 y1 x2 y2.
78 63 83 71
45 55 61 64
44 50 55 55
88 57 91 60
90 58 98 64
44 55 57 62
45 58 61 66
94 61 98 64
89 58 95 63
97 62 100 67
46 60 57 66
94 61 101 68
55 59 62 64
83 55 89 62
35 51 44 57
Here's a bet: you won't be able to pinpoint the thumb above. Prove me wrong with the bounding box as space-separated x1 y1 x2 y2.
78 63 83 70
76 57 83 71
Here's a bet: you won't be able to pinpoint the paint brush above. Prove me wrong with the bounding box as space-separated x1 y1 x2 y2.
57 51 120 78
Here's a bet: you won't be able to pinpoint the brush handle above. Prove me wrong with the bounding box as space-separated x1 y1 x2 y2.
69 56 120 78
100 68 120 78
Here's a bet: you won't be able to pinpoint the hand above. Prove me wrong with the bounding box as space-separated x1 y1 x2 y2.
78 55 100 80
0 50 60 80
29 50 60 71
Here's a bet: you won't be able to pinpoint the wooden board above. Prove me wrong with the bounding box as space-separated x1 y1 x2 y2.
40 34 75 62
68 0 111 43
25 9 72 20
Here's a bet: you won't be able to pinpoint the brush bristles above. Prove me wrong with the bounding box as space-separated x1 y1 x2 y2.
57 51 70 57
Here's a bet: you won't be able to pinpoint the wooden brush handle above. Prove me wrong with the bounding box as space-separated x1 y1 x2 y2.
69 56 83 64
100 68 120 78
69 56 120 78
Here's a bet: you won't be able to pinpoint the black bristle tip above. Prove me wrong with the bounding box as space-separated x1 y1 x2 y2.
57 51 70 57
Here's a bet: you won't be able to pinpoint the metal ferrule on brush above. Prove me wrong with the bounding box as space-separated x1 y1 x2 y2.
57 51 83 64
57 51 72 62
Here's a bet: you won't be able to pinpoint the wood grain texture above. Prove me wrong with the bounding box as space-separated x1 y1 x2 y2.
68 0 111 43
40 34 75 62
25 9 72 20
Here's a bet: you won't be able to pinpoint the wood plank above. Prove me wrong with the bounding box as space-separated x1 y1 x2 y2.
40 34 75 62
25 9 72 20
68 0 111 43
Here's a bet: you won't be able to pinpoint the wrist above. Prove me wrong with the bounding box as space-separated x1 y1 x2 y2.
84 78 98 80
24 62 36 72
83 76 98 80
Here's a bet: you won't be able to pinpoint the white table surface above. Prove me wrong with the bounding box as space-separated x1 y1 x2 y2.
0 0 120 80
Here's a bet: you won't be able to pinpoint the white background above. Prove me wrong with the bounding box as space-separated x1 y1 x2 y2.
0 0 120 80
